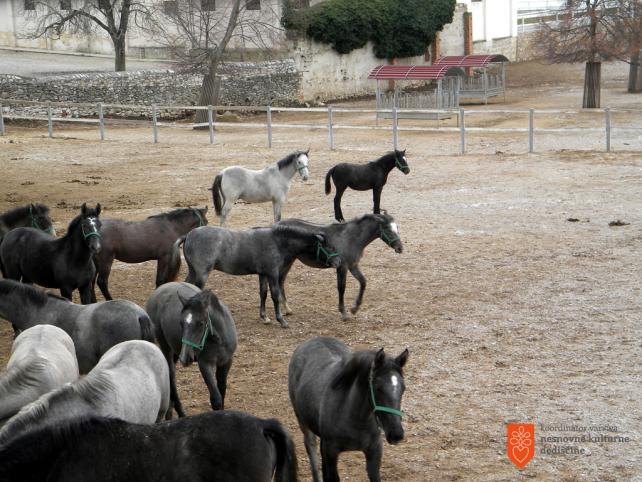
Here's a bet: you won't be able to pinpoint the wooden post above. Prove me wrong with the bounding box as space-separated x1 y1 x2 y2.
0 103 5 136
98 103 104 140
47 106 53 138
605 107 611 152
459 108 465 155
528 108 534 153
393 106 398 150
267 106 272 148
327 106 334 150
208 105 214 145
152 104 158 144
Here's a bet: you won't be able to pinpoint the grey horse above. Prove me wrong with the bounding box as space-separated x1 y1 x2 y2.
183 225 341 328
289 336 408 482
0 203 55 243
210 150 310 225
146 282 237 419
275 213 403 320
0 325 79 424
0 340 170 445
0 279 154 373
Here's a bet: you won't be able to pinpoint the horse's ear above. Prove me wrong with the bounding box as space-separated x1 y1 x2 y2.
402 149 406 155
314 233 325 243
305 148 310 155
395 348 409 369
95 203 102 216
81 203 88 216
177 292 189 307
374 348 386 368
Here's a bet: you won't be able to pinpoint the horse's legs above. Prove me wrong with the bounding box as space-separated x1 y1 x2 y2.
333 185 347 222
364 440 383 482
279 261 295 315
272 199 283 223
60 287 73 302
185 258 208 289
155 254 170 287
336 266 349 321
215 361 232 409
268 274 288 328
96 256 115 301
320 439 341 482
165 352 185 419
219 199 234 226
372 185 383 214
78 283 94 305
198 361 223 411
348 265 367 315
300 426 322 482
259 274 270 323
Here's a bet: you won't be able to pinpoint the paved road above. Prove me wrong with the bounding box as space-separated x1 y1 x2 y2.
0 48 173 77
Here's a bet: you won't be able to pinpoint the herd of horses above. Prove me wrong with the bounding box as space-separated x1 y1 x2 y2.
0 149 411 482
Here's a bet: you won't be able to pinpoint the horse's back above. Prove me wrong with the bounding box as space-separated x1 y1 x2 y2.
99 218 171 262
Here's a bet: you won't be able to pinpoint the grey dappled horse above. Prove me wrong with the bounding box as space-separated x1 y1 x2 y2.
0 279 154 373
276 213 403 320
146 282 237 418
0 340 170 445
183 224 341 328
0 325 79 424
210 150 310 225
93 207 208 300
289 336 408 482
0 203 55 244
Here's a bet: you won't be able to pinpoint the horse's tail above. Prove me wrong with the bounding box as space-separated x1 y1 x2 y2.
210 174 224 216
138 311 155 343
165 236 185 283
263 418 298 482
324 167 335 195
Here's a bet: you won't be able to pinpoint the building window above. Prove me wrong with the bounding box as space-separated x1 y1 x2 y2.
246 0 260 10
24 0 35 10
201 0 215 11
163 1 178 15
61 0 72 10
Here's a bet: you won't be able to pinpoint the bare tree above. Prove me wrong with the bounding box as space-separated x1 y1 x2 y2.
144 0 284 123
19 0 149 72
602 0 642 92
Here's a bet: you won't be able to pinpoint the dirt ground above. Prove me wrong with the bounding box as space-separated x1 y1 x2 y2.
1 61 641 481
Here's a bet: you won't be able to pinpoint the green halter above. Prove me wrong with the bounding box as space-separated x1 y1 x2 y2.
181 312 214 351
81 219 101 239
315 240 340 266
192 208 206 227
379 225 400 247
395 153 408 171
369 364 404 418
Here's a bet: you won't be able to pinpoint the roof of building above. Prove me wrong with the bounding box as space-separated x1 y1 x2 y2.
433 54 510 67
368 64 465 80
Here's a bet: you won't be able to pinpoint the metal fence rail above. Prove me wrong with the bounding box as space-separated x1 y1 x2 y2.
0 99 639 155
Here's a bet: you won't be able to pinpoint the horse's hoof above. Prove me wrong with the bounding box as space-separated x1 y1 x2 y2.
283 304 293 315
341 313 351 322
279 320 289 328
350 306 359 315
261 316 271 324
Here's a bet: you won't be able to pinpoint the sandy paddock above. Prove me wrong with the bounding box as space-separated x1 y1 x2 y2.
0 62 641 481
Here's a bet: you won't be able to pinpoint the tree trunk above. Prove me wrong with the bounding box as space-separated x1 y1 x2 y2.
194 73 221 126
582 61 601 108
628 51 642 93
114 36 126 72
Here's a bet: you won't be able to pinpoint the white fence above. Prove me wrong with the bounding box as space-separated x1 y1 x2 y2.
0 99 640 155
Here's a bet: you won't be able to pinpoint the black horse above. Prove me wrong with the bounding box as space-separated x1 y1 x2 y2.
0 203 55 243
325 150 410 222
0 203 102 304
289 336 408 482
275 213 403 320
0 412 298 482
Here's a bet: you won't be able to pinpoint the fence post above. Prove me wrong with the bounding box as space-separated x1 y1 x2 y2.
459 108 465 155
528 108 534 153
267 106 273 148
98 102 104 141
207 105 214 145
47 106 53 138
605 107 611 152
327 106 334 150
392 106 398 150
0 103 5 136
152 104 158 144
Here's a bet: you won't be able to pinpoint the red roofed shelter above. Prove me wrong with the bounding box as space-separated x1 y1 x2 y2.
433 54 509 103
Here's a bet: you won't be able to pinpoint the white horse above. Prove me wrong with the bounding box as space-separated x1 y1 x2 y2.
209 150 310 225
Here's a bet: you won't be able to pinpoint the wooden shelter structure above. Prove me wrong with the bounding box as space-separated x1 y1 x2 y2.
368 64 465 120
433 54 509 103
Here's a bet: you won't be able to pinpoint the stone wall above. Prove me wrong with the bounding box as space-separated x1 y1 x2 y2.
0 60 303 119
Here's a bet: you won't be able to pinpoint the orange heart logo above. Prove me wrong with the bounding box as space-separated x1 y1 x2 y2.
507 423 534 468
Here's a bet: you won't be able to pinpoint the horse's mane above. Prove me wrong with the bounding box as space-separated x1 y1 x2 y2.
64 214 84 237
0 279 50 307
271 224 318 241
72 370 118 404
276 151 303 171
353 212 394 225
331 350 403 391
0 204 48 226
0 358 52 399
147 207 199 221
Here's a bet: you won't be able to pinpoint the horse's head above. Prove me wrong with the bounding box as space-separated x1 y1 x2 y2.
370 348 409 445
314 233 341 268
192 207 209 228
80 203 102 254
394 149 410 175
376 213 403 254
296 150 310 181
178 290 220 367
30 203 55 236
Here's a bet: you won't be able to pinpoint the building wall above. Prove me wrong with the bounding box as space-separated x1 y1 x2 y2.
459 0 517 58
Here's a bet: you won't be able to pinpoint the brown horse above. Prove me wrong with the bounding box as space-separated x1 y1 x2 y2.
93 207 208 300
